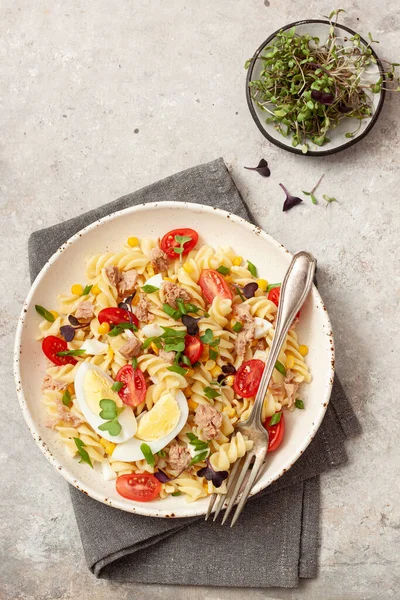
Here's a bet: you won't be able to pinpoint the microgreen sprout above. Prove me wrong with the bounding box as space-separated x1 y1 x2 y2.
303 174 325 205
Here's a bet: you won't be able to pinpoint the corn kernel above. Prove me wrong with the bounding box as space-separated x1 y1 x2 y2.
98 322 110 335
251 339 258 347
286 354 295 370
150 342 159 355
163 277 174 282
49 310 59 319
183 386 191 398
203 482 209 492
210 365 222 378
200 346 209 362
256 278 268 291
183 262 194 273
71 284 83 296
127 236 139 247
67 383 75 396
132 293 141 306
188 399 198 410
232 256 243 266
108 349 114 359
185 368 195 378
299 345 309 356
99 438 116 455
99 438 108 449
225 275 233 283
225 375 235 387
223 406 236 417
147 266 155 277
205 359 216 371
91 284 101 295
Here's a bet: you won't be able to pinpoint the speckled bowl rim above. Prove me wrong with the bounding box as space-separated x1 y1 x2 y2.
245 19 386 157
14 201 335 517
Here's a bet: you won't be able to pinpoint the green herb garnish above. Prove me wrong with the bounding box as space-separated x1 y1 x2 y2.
82 284 93 295
167 365 187 376
187 433 209 451
142 336 162 349
232 322 243 333
184 303 200 314
56 349 86 357
200 328 214 344
73 437 93 468
176 298 187 315
189 450 209 466
247 261 257 277
142 284 159 294
295 399 305 409
269 412 282 426
35 305 55 323
234 286 246 301
162 303 182 320
108 322 138 337
173 235 192 255
171 491 182 496
275 360 286 376
111 381 124 392
209 348 218 361
62 389 72 407
323 194 338 207
204 386 220 400
140 443 155 467
303 174 324 205
216 265 230 276
266 283 281 293
98 399 122 436
181 354 191 367
132 357 138 369
157 449 166 457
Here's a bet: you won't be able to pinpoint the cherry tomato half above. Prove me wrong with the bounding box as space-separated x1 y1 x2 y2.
233 359 264 398
115 364 147 407
199 269 233 304
160 228 199 260
116 473 161 502
267 286 300 319
42 335 77 366
263 412 285 452
98 307 139 328
184 335 203 364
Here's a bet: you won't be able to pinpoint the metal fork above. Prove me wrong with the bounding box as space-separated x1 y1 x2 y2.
205 251 316 526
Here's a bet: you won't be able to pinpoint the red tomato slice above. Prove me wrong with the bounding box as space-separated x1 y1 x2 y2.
98 307 139 328
199 269 233 304
184 335 203 364
160 228 199 260
42 335 77 366
267 286 300 319
116 473 161 502
233 359 264 398
116 365 146 407
263 412 285 452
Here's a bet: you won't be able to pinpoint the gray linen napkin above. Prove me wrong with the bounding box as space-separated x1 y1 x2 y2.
28 158 360 588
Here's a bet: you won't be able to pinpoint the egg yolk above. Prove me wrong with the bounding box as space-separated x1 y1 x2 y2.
136 392 180 441
83 370 123 415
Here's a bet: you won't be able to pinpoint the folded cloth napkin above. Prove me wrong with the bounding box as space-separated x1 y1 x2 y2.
28 158 361 588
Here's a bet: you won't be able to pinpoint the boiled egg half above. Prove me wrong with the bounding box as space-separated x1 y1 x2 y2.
112 389 189 462
74 362 137 444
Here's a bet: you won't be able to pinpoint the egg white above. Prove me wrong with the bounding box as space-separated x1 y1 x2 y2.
112 390 189 462
74 362 137 444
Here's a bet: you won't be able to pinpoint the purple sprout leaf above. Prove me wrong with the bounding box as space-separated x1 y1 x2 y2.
68 315 80 326
118 302 130 311
311 90 322 102
244 159 271 177
60 325 76 342
222 364 236 375
279 183 303 212
338 103 352 114
182 314 201 336
154 471 171 483
198 460 228 488
321 92 335 105
243 282 259 299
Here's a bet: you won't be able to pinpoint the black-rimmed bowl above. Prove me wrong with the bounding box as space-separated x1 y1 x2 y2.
246 19 386 156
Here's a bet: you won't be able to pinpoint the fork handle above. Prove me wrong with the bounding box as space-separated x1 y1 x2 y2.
248 251 317 426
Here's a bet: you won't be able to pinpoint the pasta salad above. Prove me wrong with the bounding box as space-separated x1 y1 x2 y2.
35 227 311 503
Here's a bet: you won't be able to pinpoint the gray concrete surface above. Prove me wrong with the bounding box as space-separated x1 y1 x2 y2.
1 1 399 598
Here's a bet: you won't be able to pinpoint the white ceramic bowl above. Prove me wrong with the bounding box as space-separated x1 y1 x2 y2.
14 202 334 517
246 20 386 156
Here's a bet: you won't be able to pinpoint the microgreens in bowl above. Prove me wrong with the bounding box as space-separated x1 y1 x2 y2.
246 10 399 153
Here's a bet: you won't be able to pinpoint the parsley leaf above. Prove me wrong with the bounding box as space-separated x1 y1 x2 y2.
173 235 192 255
73 437 93 468
99 399 118 420
209 348 218 361
35 305 55 323
200 328 214 344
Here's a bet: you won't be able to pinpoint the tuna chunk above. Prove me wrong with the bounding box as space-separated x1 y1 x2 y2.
118 336 141 359
194 404 223 440
168 444 191 471
159 349 175 364
135 294 154 323
105 266 138 297
161 281 191 308
283 370 299 408
42 375 67 392
233 303 255 356
75 301 95 321
46 397 83 429
150 247 170 273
